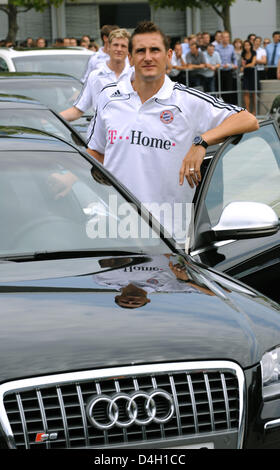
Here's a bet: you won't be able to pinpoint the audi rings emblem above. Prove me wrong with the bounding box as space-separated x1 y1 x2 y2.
86 389 175 430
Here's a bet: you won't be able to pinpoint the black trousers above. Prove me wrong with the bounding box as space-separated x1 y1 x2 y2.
220 69 237 104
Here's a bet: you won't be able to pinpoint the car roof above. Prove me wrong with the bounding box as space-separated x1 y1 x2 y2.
0 127 80 152
0 94 43 105
0 72 81 81
0 47 93 58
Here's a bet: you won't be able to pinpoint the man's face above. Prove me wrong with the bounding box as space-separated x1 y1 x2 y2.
190 43 198 55
37 39 45 48
203 34 210 45
222 32 230 45
215 32 222 43
254 37 261 48
129 32 172 82
174 44 182 56
273 33 280 43
207 45 215 56
109 37 129 62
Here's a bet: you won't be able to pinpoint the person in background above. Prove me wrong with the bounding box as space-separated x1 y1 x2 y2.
185 41 206 89
202 43 221 93
233 38 243 70
212 30 223 48
63 37 71 47
89 42 99 52
215 30 238 104
247 33 256 45
277 57 280 79
80 39 89 48
81 25 119 83
200 32 211 52
26 37 34 48
263 38 271 48
241 39 257 114
181 36 190 57
60 28 132 129
81 35 91 48
232 38 243 94
196 33 204 49
254 36 267 84
53 38 64 47
69 37 78 47
265 31 280 78
167 42 187 84
36 37 46 48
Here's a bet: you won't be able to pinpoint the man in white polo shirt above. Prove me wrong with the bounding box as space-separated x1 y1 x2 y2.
60 29 132 133
81 25 119 83
86 21 258 240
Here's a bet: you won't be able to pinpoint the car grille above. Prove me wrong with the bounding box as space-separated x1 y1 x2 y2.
0 362 244 448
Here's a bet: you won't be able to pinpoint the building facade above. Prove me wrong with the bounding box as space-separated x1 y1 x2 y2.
0 0 279 45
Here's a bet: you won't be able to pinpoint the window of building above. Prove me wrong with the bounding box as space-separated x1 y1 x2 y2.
99 3 151 29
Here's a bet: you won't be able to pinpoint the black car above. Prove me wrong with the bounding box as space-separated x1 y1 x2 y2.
191 119 280 304
0 95 86 150
0 72 93 137
0 128 280 450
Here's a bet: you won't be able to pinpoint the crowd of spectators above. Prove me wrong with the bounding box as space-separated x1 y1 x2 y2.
167 30 280 113
1 29 280 113
0 35 100 51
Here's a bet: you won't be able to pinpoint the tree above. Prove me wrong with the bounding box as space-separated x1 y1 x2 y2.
0 0 67 43
148 0 261 37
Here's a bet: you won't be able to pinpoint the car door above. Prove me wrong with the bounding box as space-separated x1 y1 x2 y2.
190 120 280 302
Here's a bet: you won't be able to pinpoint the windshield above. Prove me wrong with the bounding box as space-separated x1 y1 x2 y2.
13 54 90 80
0 150 171 257
0 78 83 113
0 109 85 148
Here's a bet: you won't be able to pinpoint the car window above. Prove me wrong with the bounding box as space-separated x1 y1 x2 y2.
0 58 8 72
0 109 85 148
0 79 83 113
12 54 90 80
204 123 280 226
0 151 170 256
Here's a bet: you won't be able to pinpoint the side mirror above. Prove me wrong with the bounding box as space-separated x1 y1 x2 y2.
212 202 279 240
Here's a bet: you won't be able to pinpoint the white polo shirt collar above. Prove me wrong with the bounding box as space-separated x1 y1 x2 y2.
118 74 174 101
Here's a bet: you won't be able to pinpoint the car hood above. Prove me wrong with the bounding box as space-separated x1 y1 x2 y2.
0 253 279 382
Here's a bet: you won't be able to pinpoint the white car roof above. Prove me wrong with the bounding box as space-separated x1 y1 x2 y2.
0 47 93 58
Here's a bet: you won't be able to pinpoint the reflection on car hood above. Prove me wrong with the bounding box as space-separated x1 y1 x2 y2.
0 254 279 382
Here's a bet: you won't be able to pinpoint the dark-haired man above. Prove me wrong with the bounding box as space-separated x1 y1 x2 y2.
81 24 119 83
86 21 258 240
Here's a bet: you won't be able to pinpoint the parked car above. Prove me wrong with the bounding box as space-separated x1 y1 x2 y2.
0 127 280 449
0 95 87 149
0 47 93 81
0 72 93 138
190 119 280 304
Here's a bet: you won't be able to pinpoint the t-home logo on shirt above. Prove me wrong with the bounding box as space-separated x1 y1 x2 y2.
108 129 176 149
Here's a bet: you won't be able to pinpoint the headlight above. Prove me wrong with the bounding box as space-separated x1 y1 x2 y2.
261 347 280 399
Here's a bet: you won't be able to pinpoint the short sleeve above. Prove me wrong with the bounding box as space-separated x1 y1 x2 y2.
183 90 244 137
87 105 107 153
74 75 94 112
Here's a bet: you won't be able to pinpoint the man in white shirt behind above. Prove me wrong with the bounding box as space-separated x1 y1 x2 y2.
167 42 187 84
60 28 133 132
81 25 119 83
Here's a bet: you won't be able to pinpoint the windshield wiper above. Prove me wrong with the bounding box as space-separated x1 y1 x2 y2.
0 249 146 262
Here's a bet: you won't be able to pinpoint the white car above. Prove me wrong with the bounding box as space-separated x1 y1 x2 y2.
0 47 93 80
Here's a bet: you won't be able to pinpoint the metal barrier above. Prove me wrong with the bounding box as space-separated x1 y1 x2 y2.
182 65 280 118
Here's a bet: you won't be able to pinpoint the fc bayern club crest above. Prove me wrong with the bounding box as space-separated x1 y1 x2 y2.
160 110 174 124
